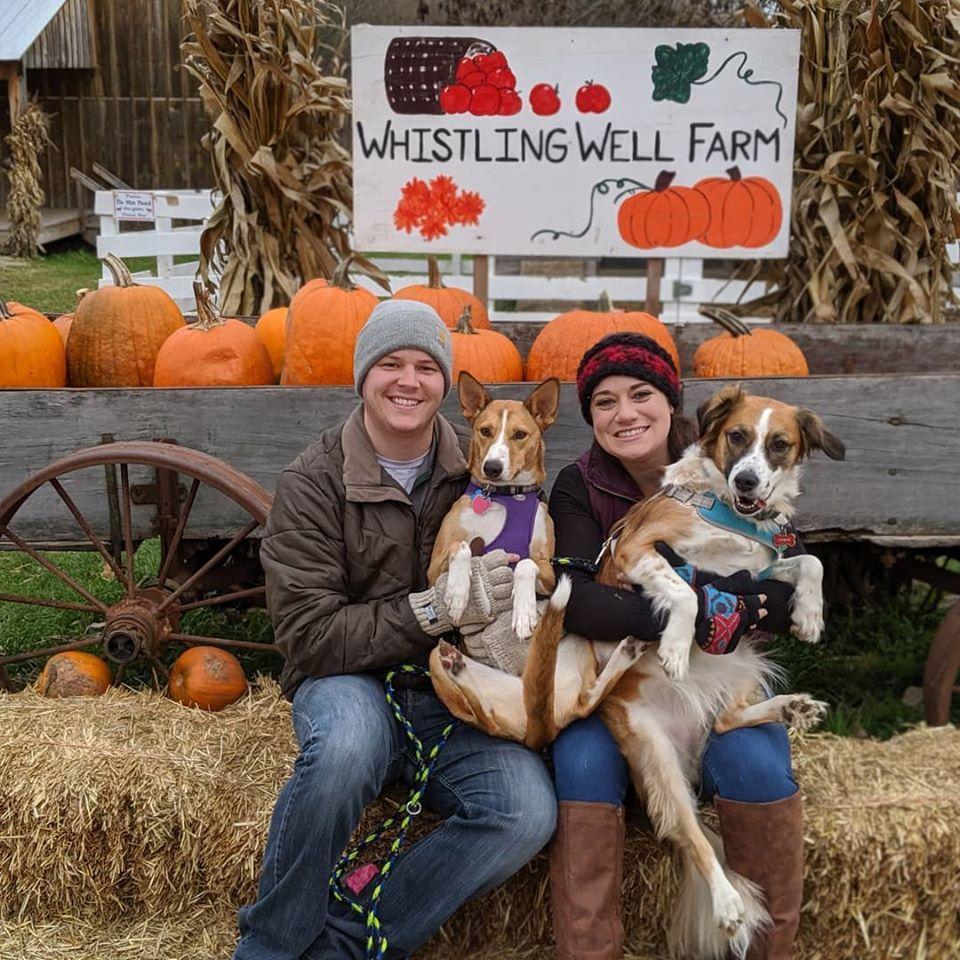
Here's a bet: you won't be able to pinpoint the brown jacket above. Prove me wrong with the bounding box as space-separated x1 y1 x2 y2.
261 405 469 698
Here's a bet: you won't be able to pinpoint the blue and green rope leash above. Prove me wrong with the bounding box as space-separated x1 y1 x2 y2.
330 664 457 960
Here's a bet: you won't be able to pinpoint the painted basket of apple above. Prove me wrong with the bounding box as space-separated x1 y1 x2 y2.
384 36 495 115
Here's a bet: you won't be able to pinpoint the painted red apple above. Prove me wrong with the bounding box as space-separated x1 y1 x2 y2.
488 68 517 90
461 70 486 89
455 59 475 82
530 83 560 116
498 89 522 116
473 53 496 74
470 84 502 116
485 51 508 71
440 83 472 114
575 80 611 114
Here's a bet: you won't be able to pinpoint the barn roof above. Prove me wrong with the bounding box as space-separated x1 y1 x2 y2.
0 0 70 62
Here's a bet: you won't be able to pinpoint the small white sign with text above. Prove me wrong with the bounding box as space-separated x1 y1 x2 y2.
112 191 157 222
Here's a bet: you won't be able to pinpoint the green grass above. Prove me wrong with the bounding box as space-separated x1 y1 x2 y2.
0 238 195 314
1 542 956 737
0 541 277 690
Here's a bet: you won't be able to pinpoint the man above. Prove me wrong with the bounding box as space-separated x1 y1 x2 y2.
233 299 556 960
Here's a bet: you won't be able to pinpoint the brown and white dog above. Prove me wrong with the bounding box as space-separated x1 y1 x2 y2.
430 384 845 958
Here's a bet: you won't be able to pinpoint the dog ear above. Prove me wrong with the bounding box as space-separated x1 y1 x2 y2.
697 384 744 446
458 371 493 425
796 408 846 461
524 378 561 432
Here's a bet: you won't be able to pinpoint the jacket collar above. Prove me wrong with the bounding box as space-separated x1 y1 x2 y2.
577 441 642 504
342 405 467 504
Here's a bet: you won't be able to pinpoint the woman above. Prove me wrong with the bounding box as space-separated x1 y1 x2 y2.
548 332 805 960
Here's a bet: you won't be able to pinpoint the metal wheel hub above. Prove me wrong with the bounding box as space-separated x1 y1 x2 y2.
101 588 179 665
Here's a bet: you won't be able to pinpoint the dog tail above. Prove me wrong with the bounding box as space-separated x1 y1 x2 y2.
667 824 769 960
521 575 571 750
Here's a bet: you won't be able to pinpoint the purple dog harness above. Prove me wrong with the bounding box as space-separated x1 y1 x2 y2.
465 481 541 563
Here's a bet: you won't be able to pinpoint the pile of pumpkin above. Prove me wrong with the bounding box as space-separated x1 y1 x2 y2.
35 645 249 711
0 253 808 389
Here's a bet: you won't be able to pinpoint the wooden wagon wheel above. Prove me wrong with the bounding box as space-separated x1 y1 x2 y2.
0 441 277 692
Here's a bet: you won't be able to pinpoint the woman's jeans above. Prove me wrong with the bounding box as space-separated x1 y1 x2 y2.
552 713 796 805
233 674 556 960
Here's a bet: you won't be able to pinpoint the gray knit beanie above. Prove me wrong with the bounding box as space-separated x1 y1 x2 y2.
354 299 453 396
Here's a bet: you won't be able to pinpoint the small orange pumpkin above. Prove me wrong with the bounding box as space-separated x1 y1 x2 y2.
525 292 680 381
450 307 523 383
281 257 379 385
254 305 290 382
694 167 783 249
393 257 491 329
0 296 67 387
37 651 112 697
617 171 711 249
168 646 248 711
67 254 185 386
153 284 274 387
692 307 808 377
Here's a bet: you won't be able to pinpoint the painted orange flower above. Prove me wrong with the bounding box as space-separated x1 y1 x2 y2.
393 175 485 241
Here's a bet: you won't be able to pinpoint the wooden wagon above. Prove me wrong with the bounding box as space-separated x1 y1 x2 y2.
1 330 958 720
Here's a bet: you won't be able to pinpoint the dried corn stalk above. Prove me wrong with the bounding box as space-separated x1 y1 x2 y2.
1 102 52 259
181 0 387 314
736 0 960 324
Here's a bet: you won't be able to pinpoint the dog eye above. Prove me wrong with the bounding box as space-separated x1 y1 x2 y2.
479 427 493 438
512 431 527 441
771 438 790 453
728 430 745 445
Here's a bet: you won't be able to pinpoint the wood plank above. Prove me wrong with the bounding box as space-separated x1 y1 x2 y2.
0 375 957 543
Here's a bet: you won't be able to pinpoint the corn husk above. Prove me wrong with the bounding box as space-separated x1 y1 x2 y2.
733 0 960 324
1 102 52 259
180 0 389 314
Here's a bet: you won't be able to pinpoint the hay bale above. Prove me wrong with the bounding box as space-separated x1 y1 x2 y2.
0 684 958 958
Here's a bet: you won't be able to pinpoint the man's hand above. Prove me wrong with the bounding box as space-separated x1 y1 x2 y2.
409 550 516 637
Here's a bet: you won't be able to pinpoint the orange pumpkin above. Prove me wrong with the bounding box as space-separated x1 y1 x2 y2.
67 254 185 386
693 307 808 377
695 167 783 248
167 646 248 711
154 284 274 387
393 257 491 329
52 289 90 352
0 296 67 387
450 307 523 383
254 305 290 382
281 257 379 385
525 292 680 381
617 171 711 249
37 651 112 698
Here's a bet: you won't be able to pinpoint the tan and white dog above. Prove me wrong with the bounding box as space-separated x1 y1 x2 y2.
430 384 845 958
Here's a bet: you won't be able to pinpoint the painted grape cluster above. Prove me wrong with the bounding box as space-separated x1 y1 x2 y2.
440 50 521 117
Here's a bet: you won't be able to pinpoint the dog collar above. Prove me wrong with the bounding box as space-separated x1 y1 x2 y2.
469 480 541 497
661 484 797 557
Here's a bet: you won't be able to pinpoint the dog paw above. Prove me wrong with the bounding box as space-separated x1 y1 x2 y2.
438 640 465 677
512 594 538 642
712 882 746 937
782 693 828 732
790 600 824 644
658 641 690 682
622 636 648 663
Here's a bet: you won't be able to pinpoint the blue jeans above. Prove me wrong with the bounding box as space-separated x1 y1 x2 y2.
234 674 556 960
552 714 796 805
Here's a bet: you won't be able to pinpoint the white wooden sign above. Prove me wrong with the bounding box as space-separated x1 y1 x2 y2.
352 25 800 258
112 190 157 222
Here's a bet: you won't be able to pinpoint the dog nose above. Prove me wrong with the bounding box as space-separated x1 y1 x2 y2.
734 471 759 493
483 459 503 479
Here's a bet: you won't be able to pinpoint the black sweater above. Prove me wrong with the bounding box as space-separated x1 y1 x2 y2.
547 463 799 644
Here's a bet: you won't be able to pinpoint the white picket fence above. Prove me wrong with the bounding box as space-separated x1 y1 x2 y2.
95 187 960 320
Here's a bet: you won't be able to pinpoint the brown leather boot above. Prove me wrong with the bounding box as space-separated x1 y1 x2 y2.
549 800 625 960
715 792 805 960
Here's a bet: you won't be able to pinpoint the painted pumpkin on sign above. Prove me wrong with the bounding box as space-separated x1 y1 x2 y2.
695 167 783 249
617 171 710 249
